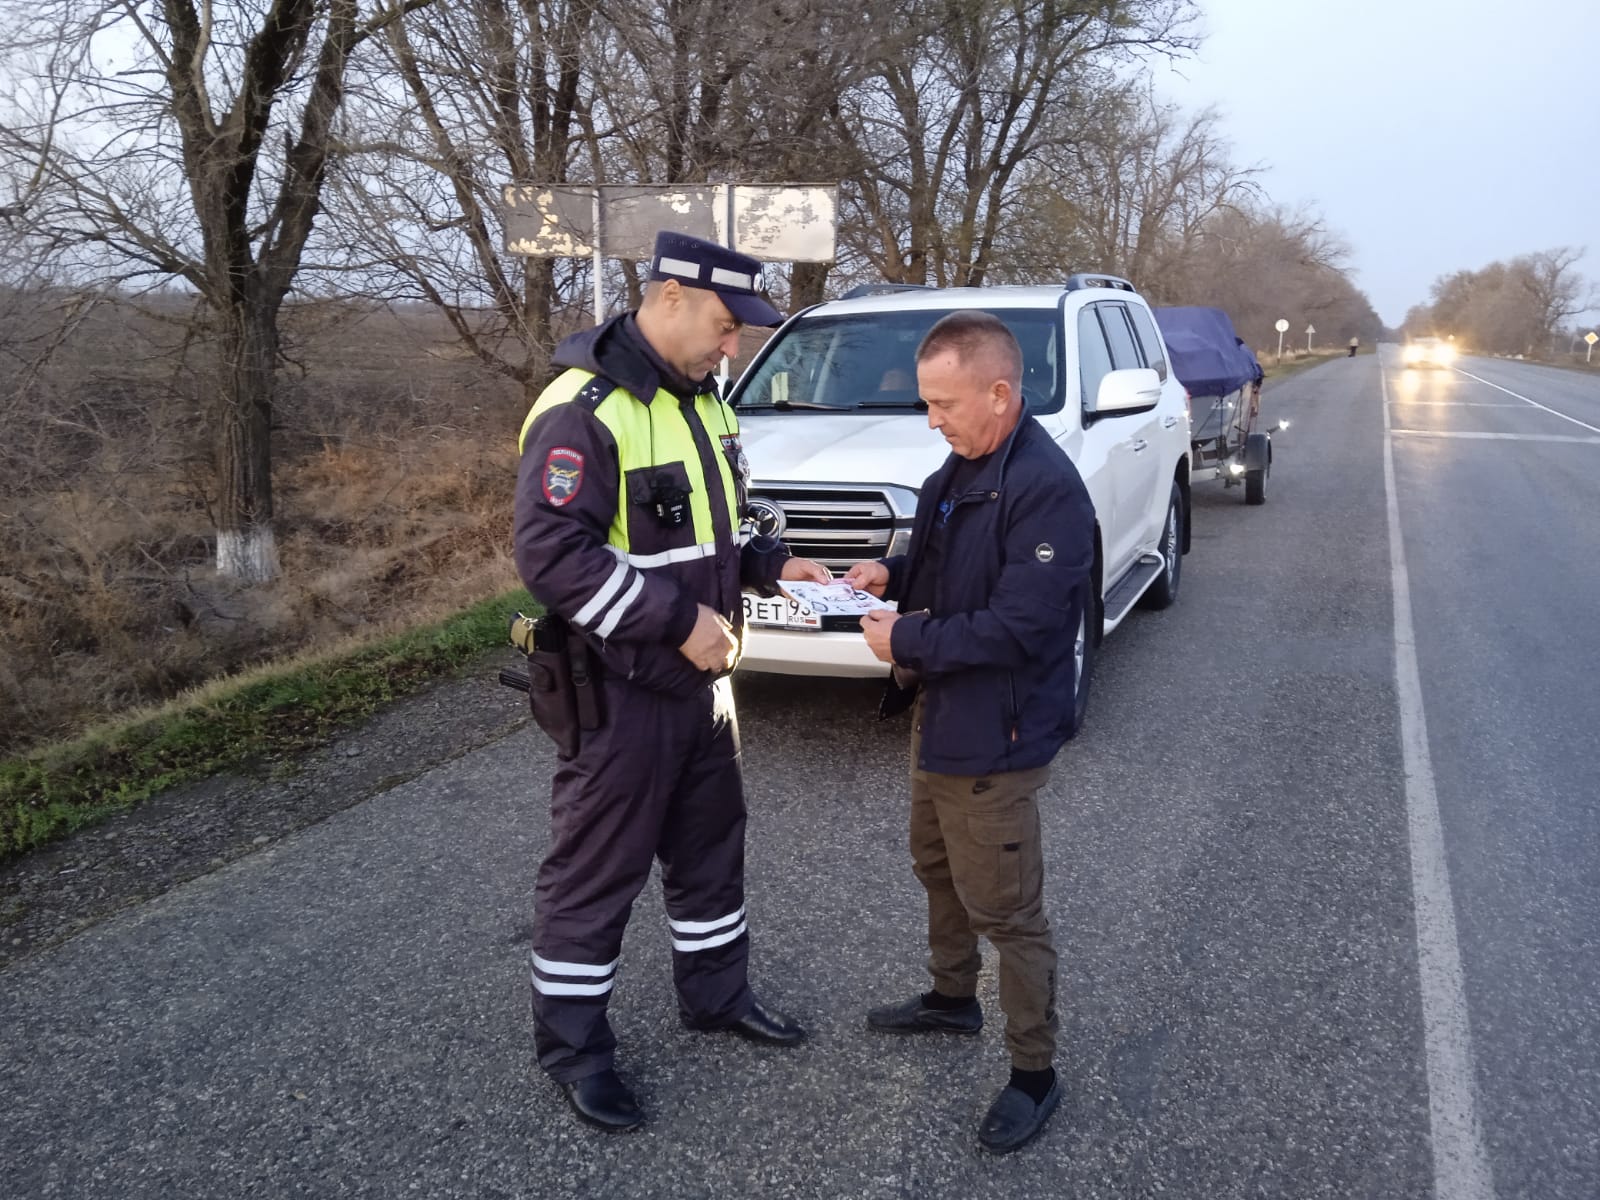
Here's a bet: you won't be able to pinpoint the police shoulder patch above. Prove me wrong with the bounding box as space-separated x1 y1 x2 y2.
1035 543 1055 563
543 447 585 506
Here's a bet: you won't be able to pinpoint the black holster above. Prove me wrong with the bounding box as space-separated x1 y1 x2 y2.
524 616 606 760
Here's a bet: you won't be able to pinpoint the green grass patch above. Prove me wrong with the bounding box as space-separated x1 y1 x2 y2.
1261 348 1350 383
0 587 538 863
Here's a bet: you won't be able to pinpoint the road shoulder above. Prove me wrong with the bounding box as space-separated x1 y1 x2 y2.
0 665 526 971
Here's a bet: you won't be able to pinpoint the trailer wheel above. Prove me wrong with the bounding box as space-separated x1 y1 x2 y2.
1245 467 1266 505
1244 432 1271 505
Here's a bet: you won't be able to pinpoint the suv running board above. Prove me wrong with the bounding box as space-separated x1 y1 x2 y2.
1101 553 1164 635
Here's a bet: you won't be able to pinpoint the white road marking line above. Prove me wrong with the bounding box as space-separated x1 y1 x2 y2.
1453 368 1600 435
1382 366 1498 1200
1385 401 1526 408
1390 429 1600 445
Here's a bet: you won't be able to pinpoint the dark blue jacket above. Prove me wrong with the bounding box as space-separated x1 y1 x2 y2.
882 414 1095 775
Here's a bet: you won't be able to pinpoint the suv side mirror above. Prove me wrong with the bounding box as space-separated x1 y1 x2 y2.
1091 367 1162 415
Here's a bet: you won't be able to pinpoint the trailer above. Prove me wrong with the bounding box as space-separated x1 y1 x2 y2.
1153 306 1288 505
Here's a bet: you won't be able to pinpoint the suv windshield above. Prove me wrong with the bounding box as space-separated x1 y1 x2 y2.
735 308 1065 414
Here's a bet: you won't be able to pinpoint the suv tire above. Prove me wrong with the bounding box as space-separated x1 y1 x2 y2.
1073 591 1097 731
1141 481 1184 610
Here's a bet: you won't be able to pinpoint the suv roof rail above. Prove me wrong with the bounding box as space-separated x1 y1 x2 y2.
839 282 936 300
1064 272 1137 294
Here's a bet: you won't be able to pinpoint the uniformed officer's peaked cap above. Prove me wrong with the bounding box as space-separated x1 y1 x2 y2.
648 231 785 327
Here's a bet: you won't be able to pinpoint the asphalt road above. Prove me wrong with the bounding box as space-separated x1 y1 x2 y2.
1385 349 1600 1198
2 349 1595 1198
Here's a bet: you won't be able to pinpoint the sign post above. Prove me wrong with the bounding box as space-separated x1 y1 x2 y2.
1275 317 1289 362
1305 324 1316 353
591 191 604 327
1587 330 1597 363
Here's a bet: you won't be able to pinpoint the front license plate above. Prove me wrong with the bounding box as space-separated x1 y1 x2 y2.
742 592 821 631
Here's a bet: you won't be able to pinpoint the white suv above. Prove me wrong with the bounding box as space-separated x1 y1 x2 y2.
732 275 1192 697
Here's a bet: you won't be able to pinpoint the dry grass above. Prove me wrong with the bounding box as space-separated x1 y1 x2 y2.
0 583 534 857
0 295 530 759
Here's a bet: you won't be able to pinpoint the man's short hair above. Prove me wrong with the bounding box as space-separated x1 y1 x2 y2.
916 311 1023 391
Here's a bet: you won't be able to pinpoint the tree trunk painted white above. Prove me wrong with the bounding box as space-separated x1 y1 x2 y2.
215 526 280 584
212 305 280 582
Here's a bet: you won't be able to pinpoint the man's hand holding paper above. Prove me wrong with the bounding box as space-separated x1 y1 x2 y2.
842 560 890 597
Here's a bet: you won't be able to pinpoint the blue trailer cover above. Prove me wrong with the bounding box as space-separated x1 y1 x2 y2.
1152 306 1263 398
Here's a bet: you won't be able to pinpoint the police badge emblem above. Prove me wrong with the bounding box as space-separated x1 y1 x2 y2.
542 447 584 506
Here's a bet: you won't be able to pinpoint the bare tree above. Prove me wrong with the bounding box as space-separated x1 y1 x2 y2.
326 0 873 383
0 0 432 582
1153 202 1381 350
834 0 1197 287
998 84 1258 289
324 0 598 404
1415 248 1594 356
1519 246 1595 352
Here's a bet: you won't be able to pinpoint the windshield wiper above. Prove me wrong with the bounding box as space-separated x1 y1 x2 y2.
763 400 856 411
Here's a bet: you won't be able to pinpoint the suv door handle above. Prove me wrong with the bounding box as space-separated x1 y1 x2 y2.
1130 438 1149 452
1162 415 1180 429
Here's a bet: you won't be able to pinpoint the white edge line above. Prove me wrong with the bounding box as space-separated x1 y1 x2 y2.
1454 367 1600 435
1389 430 1600 445
1383 362 1498 1200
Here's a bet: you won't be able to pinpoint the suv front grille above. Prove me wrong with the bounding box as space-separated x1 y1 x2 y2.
749 484 918 574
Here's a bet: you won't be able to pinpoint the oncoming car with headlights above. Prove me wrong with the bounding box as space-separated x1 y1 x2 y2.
1402 335 1457 369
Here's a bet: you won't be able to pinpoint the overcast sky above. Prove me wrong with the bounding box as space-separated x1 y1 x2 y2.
1150 0 1599 329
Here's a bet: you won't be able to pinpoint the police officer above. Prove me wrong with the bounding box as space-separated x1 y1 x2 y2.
513 231 830 1132
844 311 1096 1155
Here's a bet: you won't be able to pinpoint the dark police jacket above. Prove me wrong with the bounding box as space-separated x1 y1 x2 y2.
514 315 790 696
883 414 1096 776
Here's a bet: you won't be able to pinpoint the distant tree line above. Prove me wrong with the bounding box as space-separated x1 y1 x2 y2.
1 0 1384 584
1402 246 1596 357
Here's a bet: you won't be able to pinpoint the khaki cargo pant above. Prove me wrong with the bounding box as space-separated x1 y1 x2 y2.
909 705 1058 1070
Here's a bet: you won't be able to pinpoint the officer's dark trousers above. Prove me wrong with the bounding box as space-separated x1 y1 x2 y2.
530 675 752 1082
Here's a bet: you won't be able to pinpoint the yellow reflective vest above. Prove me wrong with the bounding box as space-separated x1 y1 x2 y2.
514 364 780 695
